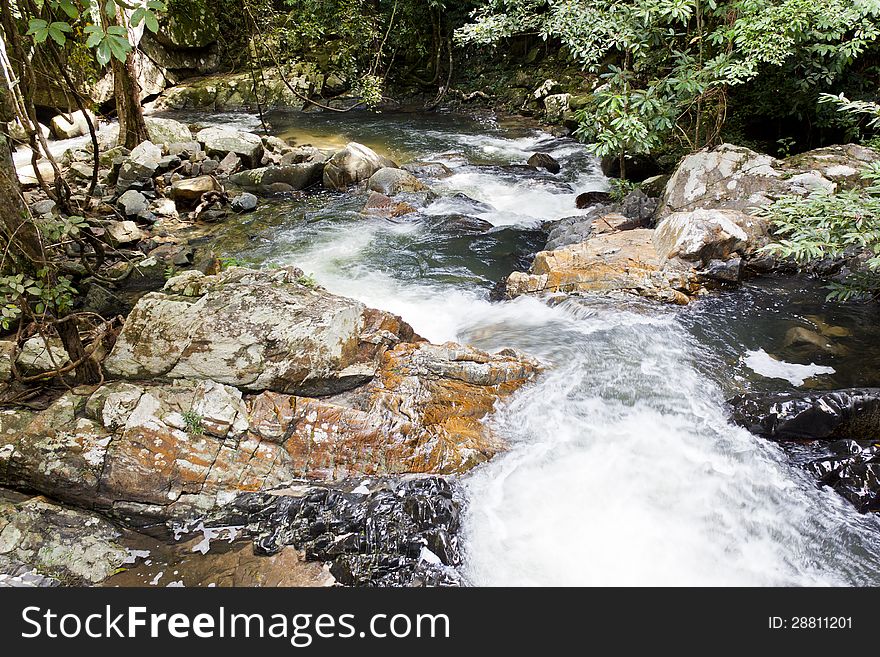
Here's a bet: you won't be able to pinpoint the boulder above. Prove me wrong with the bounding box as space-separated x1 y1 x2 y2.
15 160 55 188
209 477 463 586
729 388 880 442
543 93 571 122
527 153 561 174
15 336 69 375
658 143 880 218
323 142 397 191
115 142 162 194
170 174 221 204
3 344 538 523
117 189 149 217
0 494 128 585
6 120 51 143
801 440 880 513
49 109 95 139
195 127 264 168
367 167 427 196
104 266 419 395
653 208 769 264
144 117 192 144
231 192 258 213
227 162 323 195
505 228 699 304
106 220 146 246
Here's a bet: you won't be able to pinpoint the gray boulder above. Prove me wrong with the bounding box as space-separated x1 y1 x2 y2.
103 266 418 395
231 192 258 212
196 127 264 168
367 167 427 196
323 142 397 191
117 189 148 217
228 162 323 195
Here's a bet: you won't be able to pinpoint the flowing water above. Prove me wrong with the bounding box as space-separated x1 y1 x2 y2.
188 109 880 586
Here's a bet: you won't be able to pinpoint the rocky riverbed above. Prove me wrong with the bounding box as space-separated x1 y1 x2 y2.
4 109 880 586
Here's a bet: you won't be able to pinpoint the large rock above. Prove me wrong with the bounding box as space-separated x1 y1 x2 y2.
115 141 162 193
0 494 128 585
117 189 149 217
505 228 699 304
653 208 769 264
367 167 427 196
169 174 221 204
211 477 463 586
99 117 192 149
196 127 264 168
227 162 323 194
323 142 397 191
104 267 418 395
258 341 541 478
658 143 880 217
49 109 95 139
2 344 538 523
15 336 69 375
730 388 880 441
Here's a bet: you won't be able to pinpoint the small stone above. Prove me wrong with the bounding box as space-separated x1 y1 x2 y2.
117 190 149 217
231 192 258 213
106 220 145 245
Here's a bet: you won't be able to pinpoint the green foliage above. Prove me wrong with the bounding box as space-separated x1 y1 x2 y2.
458 0 880 159
0 271 77 330
608 177 638 202
26 0 167 66
295 272 319 289
758 164 880 301
181 409 204 436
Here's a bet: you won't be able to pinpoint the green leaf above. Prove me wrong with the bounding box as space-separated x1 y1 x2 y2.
144 12 159 33
130 7 145 27
96 40 112 66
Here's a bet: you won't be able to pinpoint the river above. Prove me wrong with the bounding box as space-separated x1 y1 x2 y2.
170 109 880 585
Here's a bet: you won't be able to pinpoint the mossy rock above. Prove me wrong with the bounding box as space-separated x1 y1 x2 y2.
157 2 219 49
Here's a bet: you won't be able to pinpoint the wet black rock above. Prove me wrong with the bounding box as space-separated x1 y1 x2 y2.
527 152 561 174
575 191 611 208
204 477 464 587
729 388 880 441
788 440 880 513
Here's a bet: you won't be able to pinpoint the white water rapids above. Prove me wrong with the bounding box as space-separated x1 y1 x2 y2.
220 116 880 585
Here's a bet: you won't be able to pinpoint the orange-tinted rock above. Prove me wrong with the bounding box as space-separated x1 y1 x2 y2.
505 229 699 304
0 343 540 523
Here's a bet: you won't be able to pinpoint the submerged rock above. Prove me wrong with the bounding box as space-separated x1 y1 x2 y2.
104 266 418 395
527 152 561 174
362 191 417 218
729 388 880 441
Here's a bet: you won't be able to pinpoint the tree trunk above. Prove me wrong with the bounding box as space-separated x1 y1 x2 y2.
112 50 149 149
56 315 102 385
0 86 42 274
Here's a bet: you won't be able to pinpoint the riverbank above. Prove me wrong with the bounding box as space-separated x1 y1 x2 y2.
3 107 880 587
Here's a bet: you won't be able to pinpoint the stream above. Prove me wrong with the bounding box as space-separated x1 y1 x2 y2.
169 110 880 585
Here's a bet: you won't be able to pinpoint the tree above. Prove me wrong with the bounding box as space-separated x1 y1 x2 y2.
457 0 880 167
22 0 165 148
